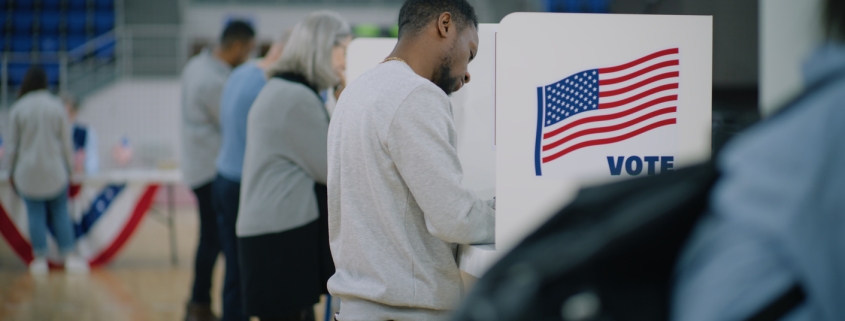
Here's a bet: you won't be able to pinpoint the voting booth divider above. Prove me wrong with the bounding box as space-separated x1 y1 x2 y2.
343 13 712 278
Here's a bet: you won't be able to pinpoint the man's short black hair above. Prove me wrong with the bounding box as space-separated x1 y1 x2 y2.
397 0 478 39
221 20 256 47
826 0 845 41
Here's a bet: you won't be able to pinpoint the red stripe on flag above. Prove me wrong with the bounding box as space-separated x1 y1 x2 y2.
542 118 677 163
599 72 680 98
544 95 677 139
542 107 676 151
0 202 35 264
599 83 678 109
88 184 160 267
598 48 679 74
599 60 680 86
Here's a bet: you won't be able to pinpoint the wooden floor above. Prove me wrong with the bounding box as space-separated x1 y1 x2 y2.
0 207 331 321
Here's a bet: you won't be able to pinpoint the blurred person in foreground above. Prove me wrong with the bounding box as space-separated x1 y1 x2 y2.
211 29 290 321
6 67 88 274
237 11 351 321
62 93 99 174
672 0 845 320
326 0 495 319
180 20 255 321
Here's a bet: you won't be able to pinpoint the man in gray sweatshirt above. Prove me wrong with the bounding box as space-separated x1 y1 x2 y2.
180 21 255 321
327 1 494 320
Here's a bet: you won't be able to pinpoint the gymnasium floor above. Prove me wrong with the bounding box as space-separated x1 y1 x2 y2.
0 206 331 321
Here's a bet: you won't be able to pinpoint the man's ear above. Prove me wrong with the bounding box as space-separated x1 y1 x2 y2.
436 12 453 39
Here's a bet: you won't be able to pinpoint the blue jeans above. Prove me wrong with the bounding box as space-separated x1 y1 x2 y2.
212 174 248 321
23 189 76 257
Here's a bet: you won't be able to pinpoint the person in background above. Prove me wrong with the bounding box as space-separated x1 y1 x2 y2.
237 11 351 321
672 0 845 320
6 67 88 274
61 93 99 174
326 0 494 319
181 20 256 321
211 28 290 321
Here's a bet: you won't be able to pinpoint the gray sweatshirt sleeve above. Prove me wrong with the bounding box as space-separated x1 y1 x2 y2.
202 82 222 126
59 109 74 175
6 108 18 174
282 94 329 185
387 85 495 245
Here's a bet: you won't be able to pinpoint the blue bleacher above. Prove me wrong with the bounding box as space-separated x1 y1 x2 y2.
8 63 30 86
95 0 113 10
44 64 60 84
96 38 115 58
67 11 87 34
40 11 61 34
66 34 88 51
68 0 87 10
42 0 61 10
0 35 5 52
40 36 60 52
13 11 34 34
11 36 32 52
94 12 114 35
15 0 34 10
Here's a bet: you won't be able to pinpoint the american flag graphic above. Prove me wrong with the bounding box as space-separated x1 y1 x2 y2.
534 48 680 175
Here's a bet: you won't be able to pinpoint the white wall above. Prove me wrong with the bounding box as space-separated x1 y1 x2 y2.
185 4 401 44
77 78 182 171
760 0 824 116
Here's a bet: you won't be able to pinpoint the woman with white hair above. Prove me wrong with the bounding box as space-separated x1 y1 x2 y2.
236 11 351 321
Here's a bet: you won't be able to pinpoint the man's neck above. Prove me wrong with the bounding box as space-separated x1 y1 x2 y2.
213 48 235 68
389 39 438 82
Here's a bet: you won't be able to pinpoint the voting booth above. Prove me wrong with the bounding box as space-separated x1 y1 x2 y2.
344 14 712 277
496 13 712 252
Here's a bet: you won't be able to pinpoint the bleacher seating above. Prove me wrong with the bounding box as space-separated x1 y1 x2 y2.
13 11 34 34
42 0 61 10
2 0 116 99
40 11 61 34
11 35 32 52
40 35 60 52
67 11 87 34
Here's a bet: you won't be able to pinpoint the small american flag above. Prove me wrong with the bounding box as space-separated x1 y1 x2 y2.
535 48 680 175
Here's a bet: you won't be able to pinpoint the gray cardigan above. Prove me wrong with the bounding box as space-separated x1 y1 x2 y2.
6 90 74 199
236 78 329 237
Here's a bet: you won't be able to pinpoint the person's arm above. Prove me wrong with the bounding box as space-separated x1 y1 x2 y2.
202 82 223 126
282 93 329 185
387 85 495 245
84 128 100 174
6 108 19 183
59 109 74 175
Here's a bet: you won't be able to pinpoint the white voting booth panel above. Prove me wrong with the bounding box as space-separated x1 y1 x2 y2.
496 13 713 251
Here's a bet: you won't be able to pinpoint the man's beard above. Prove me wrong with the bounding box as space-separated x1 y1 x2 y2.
432 55 460 96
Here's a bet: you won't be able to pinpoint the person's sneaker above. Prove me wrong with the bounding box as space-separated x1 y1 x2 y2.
185 302 218 321
64 254 89 274
29 257 48 275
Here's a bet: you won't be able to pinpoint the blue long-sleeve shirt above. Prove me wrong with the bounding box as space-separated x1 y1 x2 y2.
672 44 845 321
216 62 267 182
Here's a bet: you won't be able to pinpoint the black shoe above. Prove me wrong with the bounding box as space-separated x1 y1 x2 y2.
185 302 219 321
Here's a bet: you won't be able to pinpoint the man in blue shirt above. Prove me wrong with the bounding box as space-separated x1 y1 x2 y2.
210 31 287 321
672 1 845 319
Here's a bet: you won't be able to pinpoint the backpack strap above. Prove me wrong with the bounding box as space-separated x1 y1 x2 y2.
745 284 806 321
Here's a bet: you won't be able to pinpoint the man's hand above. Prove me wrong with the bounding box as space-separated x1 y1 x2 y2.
334 72 347 101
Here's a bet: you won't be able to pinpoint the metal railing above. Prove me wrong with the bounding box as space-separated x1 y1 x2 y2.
1 30 120 108
0 24 184 107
